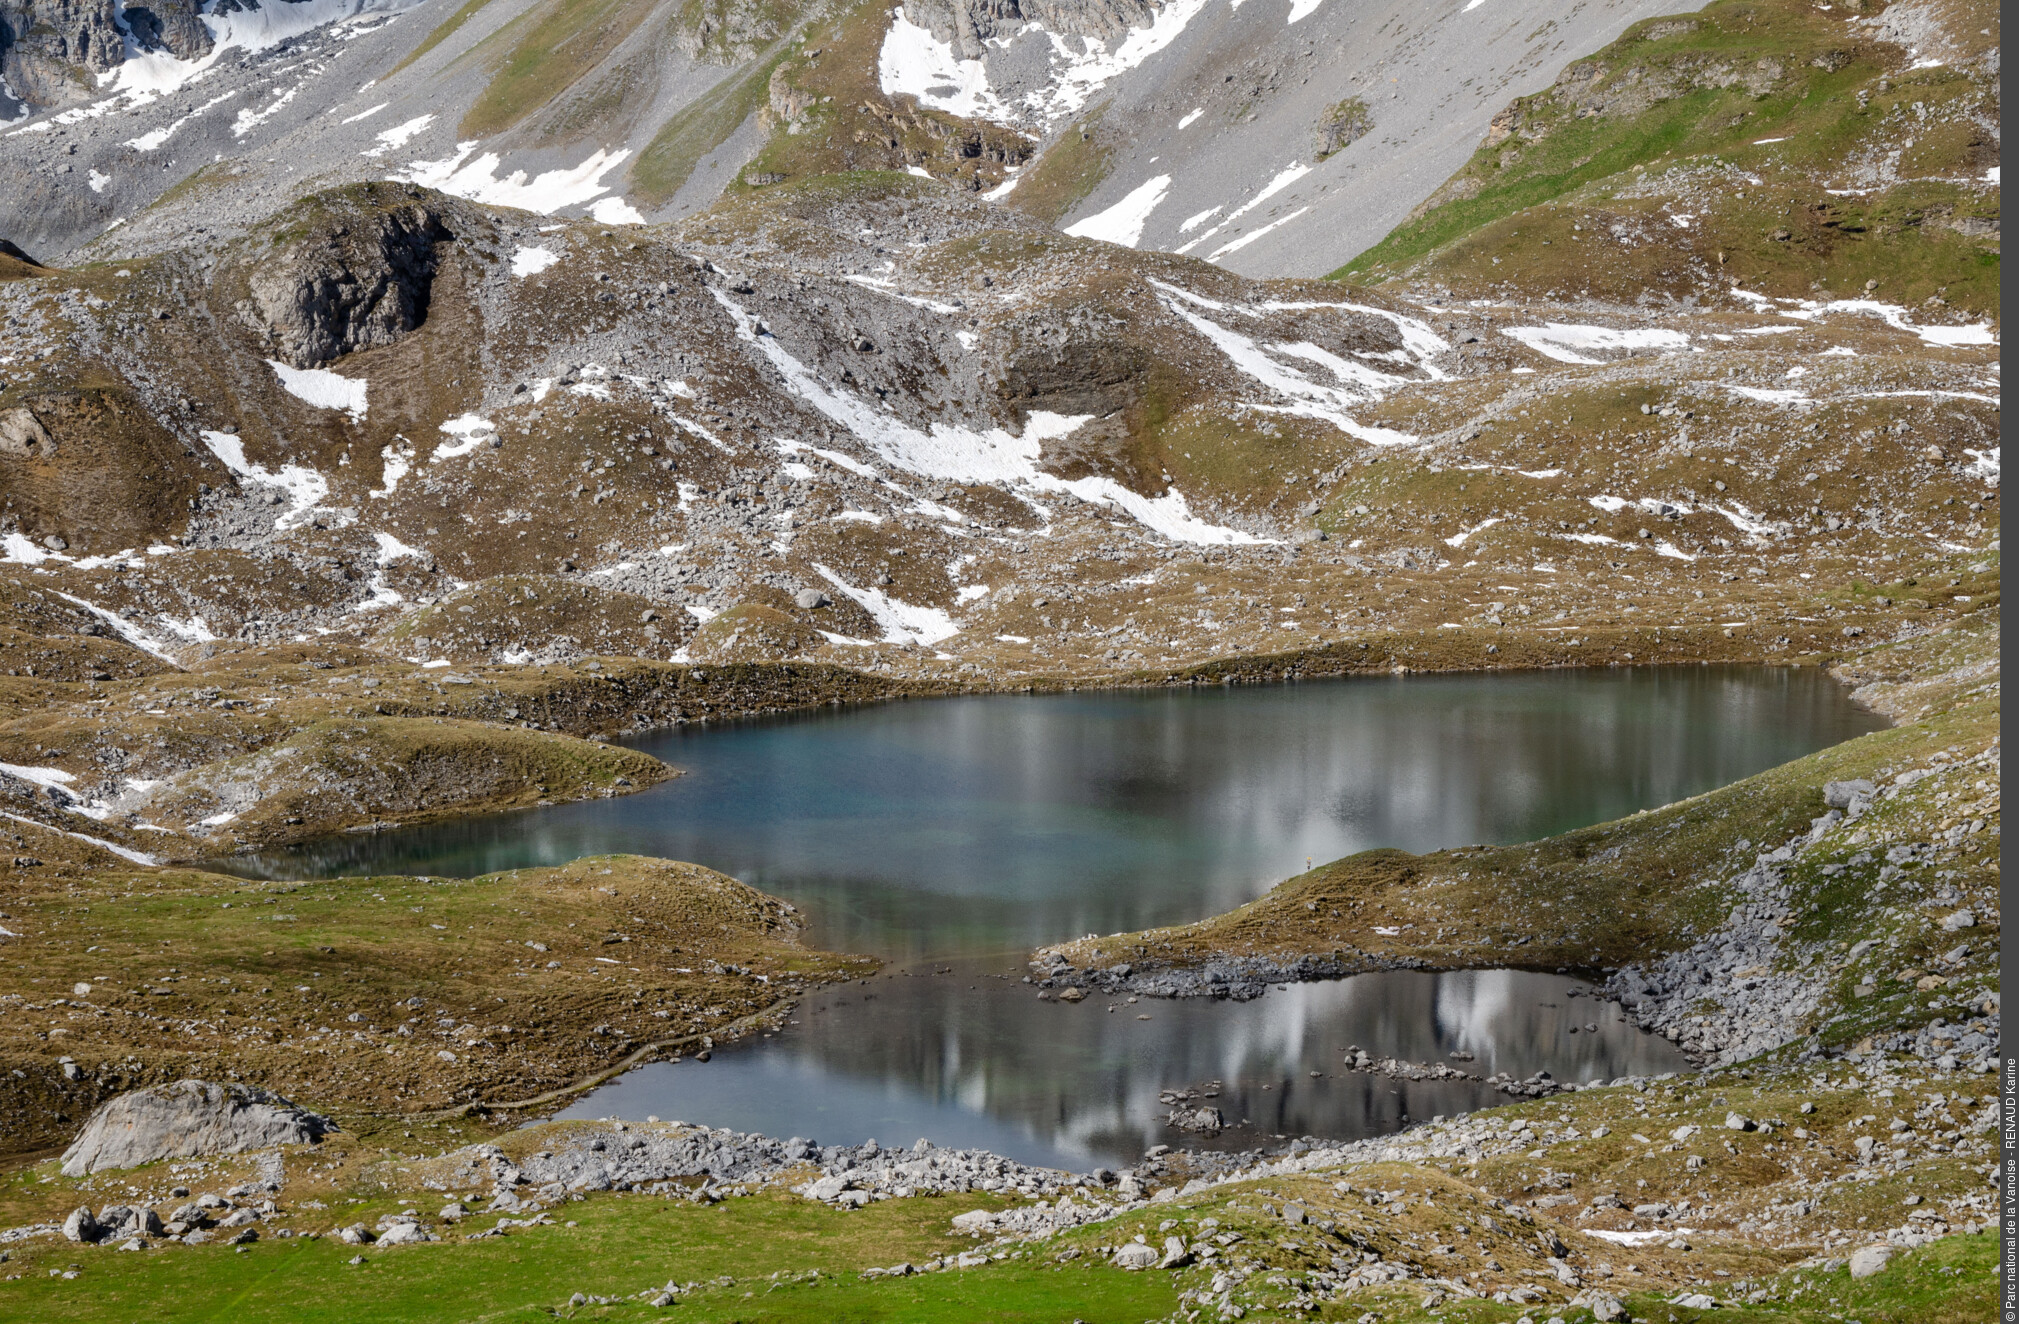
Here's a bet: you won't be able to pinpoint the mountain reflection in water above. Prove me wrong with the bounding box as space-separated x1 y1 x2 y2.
232 666 1881 1167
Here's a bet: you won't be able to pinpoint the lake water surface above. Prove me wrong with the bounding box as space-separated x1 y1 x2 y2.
243 666 1883 1167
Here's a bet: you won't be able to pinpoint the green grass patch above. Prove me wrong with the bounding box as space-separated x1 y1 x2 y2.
1333 0 2001 310
1003 104 1113 225
0 855 868 1150
630 46 794 207
388 0 498 77
458 0 663 140
0 1189 1176 1322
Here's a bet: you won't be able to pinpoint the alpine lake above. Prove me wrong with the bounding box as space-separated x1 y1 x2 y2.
234 665 1884 1169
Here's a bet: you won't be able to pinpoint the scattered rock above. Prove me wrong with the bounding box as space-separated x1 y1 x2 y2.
1577 1289 1628 1321
1166 1105 1224 1134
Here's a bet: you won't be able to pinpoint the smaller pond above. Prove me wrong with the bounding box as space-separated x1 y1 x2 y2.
557 965 1687 1170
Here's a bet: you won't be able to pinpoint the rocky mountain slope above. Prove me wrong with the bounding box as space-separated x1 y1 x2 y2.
3 0 1741 273
0 0 2000 852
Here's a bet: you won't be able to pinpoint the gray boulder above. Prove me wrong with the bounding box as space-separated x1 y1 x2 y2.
61 1205 100 1242
1579 1290 1628 1321
60 1080 332 1177
1823 779 1875 810
1111 1241 1160 1269
94 1204 161 1238
375 1221 436 1246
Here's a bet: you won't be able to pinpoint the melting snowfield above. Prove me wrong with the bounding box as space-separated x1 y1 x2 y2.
268 359 369 419
1150 281 1441 445
200 429 336 531
397 144 640 220
877 0 1214 133
711 289 1276 545
1501 324 1692 365
13 0 425 134
1063 176 1171 246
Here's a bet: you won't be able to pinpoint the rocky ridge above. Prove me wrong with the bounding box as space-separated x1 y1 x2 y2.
1604 746 2002 1070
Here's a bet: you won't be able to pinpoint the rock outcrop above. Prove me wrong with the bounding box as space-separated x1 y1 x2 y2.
242 187 457 368
0 0 211 109
0 406 55 457
900 0 1160 60
60 1080 333 1176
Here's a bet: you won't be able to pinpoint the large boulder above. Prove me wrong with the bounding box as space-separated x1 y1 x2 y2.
60 1080 332 1177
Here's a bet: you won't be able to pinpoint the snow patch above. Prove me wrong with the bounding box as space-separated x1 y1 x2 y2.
370 439 414 499
1152 281 1429 446
49 590 201 662
590 196 645 225
1588 1228 1695 1246
1725 385 1810 404
511 245 560 277
1443 518 1500 548
433 413 495 460
200 430 331 530
1776 297 1997 346
1209 205 1310 259
361 112 431 157
0 811 157 866
815 564 961 646
268 359 368 419
878 0 1212 133
841 274 964 313
1064 174 1170 247
0 762 74 791
1177 162 1310 254
877 12 1007 122
721 293 1269 544
1502 324 1690 365
398 143 632 216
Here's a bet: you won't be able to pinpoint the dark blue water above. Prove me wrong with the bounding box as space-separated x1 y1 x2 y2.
240 666 1882 1166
